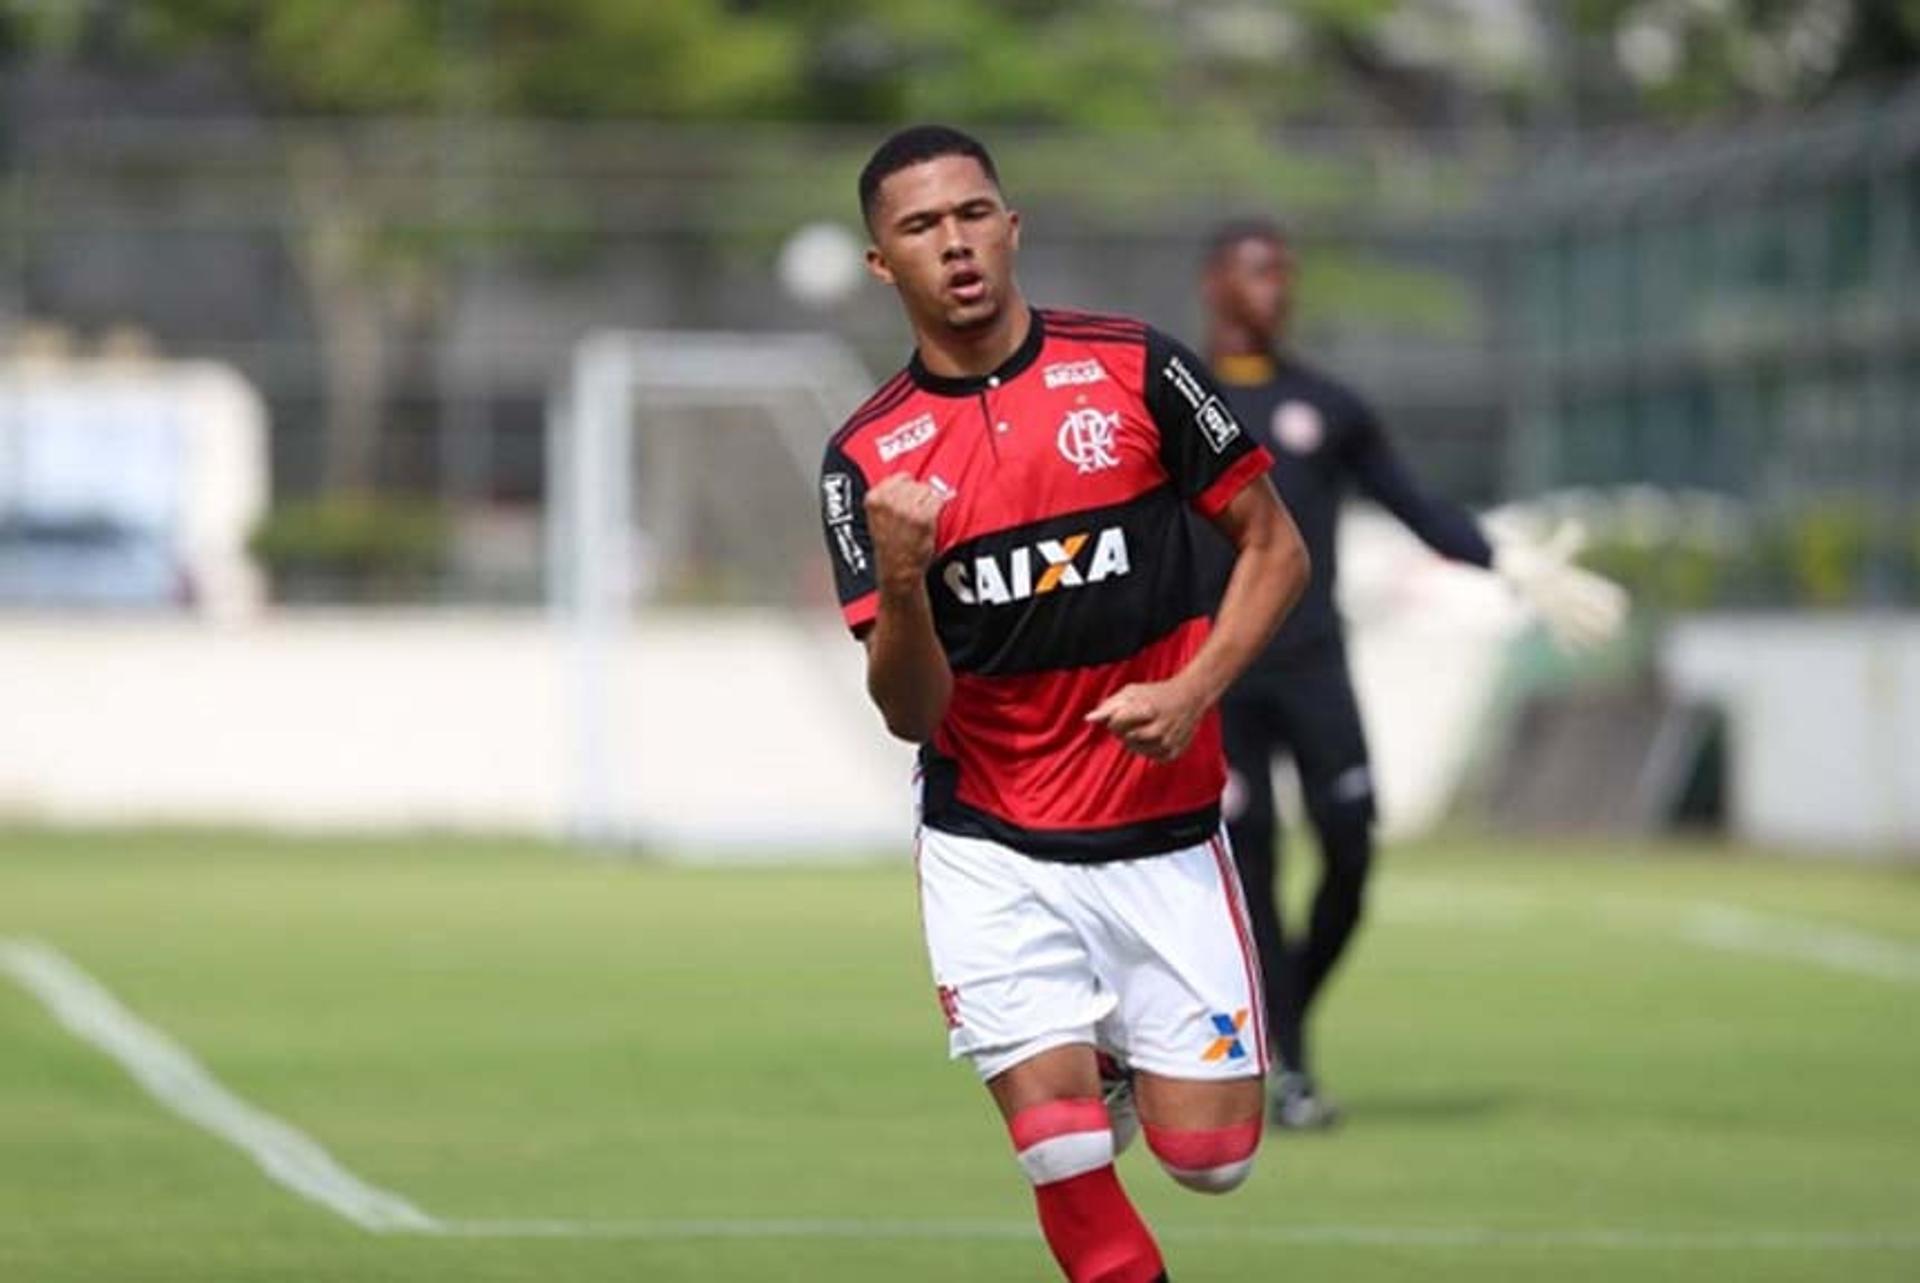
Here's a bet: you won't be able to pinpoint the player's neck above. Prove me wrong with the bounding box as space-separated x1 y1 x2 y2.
913 295 1033 381
1207 323 1282 384
1207 320 1280 363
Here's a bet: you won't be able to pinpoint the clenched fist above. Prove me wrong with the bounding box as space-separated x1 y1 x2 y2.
1085 679 1206 763
865 474 947 593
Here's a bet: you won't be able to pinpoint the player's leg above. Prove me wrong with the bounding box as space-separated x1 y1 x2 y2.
1268 645 1375 1125
1219 684 1305 1079
1134 1072 1264 1193
1283 647 1377 1014
918 828 1166 1283
1087 831 1267 1193
986 1046 1166 1283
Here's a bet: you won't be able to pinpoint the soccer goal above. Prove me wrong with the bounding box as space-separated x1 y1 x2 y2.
547 331 914 855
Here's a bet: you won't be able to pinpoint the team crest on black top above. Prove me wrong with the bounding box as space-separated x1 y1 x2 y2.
1273 401 1325 455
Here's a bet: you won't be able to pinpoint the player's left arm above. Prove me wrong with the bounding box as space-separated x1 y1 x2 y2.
1348 400 1627 650
1344 399 1494 568
1086 331 1309 762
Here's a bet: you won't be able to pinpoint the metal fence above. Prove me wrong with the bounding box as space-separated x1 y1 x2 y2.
0 115 1511 511
1503 82 1920 507
2 87 1915 602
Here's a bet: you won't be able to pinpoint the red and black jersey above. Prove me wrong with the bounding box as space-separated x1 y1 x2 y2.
819 308 1272 863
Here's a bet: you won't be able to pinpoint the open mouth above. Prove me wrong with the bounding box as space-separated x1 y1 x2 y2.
946 268 987 304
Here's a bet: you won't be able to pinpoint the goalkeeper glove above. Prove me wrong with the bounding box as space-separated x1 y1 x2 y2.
1491 520 1629 652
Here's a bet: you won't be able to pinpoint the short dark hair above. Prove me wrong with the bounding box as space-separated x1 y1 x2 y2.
858 124 1000 228
1204 217 1288 268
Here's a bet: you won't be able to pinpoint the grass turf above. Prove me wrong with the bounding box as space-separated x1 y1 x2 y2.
1 827 1916 1282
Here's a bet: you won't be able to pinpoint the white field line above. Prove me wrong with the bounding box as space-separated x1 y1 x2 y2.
0 936 440 1233
1680 903 1920 984
5 935 1917 1254
434 1218 1920 1251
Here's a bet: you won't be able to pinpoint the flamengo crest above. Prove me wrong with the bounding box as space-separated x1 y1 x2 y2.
1057 407 1121 474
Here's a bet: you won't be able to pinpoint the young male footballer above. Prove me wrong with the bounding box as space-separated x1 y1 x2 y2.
818 125 1309 1283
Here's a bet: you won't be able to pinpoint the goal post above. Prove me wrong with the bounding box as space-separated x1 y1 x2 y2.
547 330 912 855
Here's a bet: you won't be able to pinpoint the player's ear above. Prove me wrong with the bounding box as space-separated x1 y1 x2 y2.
1006 207 1021 251
865 244 896 287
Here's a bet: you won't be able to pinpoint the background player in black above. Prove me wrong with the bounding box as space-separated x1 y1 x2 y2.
1195 219 1627 1128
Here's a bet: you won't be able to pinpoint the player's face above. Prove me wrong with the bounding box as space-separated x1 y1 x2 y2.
865 155 1021 334
1208 235 1293 344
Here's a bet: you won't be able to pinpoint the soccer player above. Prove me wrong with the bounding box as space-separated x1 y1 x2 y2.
819 127 1310 1283
1194 219 1627 1129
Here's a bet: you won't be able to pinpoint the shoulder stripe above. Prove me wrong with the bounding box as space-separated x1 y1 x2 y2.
1044 311 1147 345
1048 319 1142 337
832 369 915 446
1043 307 1145 336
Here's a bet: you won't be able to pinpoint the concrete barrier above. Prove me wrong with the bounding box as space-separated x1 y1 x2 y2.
1663 615 1920 856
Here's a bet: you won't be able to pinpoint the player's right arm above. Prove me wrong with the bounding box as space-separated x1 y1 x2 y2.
820 442 951 742
859 475 952 743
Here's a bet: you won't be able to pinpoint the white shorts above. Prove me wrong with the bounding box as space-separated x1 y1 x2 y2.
915 825 1270 1083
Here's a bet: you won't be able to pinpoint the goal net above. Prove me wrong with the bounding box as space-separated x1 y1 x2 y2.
547 331 914 856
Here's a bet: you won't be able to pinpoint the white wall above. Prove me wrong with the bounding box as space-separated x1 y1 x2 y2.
1663 615 1920 856
0 584 1512 854
0 611 913 853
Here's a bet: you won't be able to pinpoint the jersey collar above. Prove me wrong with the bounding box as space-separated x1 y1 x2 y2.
907 308 1045 397
1212 351 1280 387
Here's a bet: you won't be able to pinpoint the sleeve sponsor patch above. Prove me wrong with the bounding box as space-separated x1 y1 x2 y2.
821 472 856 526
832 523 868 574
1164 353 1208 409
1195 397 1242 453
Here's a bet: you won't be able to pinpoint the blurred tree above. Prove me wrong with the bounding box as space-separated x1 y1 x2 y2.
1547 0 1920 121
5 0 1917 496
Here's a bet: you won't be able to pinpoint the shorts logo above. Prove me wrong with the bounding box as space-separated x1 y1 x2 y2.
821 473 855 527
1202 1009 1250 1062
877 413 938 463
1057 407 1121 474
1043 359 1107 389
936 983 963 1030
942 526 1131 606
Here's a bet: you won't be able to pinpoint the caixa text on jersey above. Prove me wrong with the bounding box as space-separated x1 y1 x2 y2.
941 527 1131 606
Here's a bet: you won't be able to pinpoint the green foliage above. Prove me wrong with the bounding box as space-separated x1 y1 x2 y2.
1295 249 1480 336
11 0 1920 127
1769 504 1882 608
248 496 451 601
1583 534 1730 613
1583 500 1918 610
1563 0 1920 118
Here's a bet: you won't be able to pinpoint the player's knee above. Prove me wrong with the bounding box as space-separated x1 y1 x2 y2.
1143 1117 1261 1195
1007 1098 1116 1187
1316 808 1374 890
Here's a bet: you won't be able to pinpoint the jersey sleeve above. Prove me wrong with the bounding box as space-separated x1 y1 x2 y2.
818 442 879 635
1342 395 1494 568
1142 328 1273 518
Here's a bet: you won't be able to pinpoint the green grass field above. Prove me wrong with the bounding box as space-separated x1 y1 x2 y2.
2 827 1916 1283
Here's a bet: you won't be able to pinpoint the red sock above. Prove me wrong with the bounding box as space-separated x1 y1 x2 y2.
1033 1165 1167 1283
1010 1099 1165 1283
